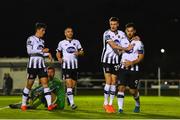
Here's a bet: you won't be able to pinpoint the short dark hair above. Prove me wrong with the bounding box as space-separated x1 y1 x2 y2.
109 17 119 23
125 23 136 30
35 22 47 31
47 66 55 71
64 27 73 31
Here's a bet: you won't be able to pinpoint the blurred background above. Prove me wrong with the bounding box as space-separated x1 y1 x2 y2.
0 0 180 96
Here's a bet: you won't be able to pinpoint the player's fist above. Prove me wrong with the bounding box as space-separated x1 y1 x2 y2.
74 51 79 56
58 58 63 64
42 48 49 53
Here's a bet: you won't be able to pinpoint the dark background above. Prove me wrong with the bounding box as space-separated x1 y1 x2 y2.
0 0 180 78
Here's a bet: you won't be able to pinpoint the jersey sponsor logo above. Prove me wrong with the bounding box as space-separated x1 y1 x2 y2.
66 46 76 53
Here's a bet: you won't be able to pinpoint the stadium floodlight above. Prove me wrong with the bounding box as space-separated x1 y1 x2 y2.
160 48 165 53
158 48 166 96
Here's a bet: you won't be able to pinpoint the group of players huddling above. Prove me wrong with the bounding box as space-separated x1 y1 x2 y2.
12 16 144 113
101 17 144 113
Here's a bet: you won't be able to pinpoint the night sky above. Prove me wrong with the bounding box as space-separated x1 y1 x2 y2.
0 0 180 75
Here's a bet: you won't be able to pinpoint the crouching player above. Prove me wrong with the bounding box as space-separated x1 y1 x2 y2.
9 67 65 110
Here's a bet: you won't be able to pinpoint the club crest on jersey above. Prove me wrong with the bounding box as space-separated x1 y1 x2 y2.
66 46 76 53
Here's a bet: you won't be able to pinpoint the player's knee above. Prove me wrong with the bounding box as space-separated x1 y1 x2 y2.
111 80 116 85
130 89 138 96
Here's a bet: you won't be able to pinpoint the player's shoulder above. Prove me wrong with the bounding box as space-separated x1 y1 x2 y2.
132 40 144 46
117 30 125 35
27 35 35 41
53 77 61 84
103 29 111 35
58 39 66 44
118 30 126 37
73 39 80 43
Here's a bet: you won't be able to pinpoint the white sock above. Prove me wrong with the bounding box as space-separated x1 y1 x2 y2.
109 85 116 105
104 84 110 105
134 92 140 107
67 88 74 106
117 92 124 110
44 87 51 107
22 87 30 106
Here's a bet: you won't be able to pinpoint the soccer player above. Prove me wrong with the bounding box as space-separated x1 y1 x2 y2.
56 27 84 110
9 67 65 110
21 23 57 111
117 23 144 113
101 17 133 113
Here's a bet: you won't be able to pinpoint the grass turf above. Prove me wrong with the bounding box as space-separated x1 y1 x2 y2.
0 96 180 119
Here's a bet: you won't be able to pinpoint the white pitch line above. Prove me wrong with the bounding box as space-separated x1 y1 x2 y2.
0 101 21 110
0 106 9 110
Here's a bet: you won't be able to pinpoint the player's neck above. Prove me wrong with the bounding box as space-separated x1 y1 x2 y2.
35 33 42 39
110 29 118 35
66 37 73 41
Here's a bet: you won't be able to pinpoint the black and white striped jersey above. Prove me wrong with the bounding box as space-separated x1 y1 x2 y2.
101 29 129 64
120 40 144 71
56 39 83 70
26 35 48 69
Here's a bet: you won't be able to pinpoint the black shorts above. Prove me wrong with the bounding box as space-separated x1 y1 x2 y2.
118 69 140 89
102 63 119 75
62 69 78 81
27 68 48 79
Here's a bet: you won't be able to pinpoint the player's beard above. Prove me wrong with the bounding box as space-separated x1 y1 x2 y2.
48 76 53 80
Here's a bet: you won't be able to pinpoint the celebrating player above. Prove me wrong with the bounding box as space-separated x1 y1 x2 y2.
117 23 144 113
101 17 132 113
21 23 57 111
56 27 84 110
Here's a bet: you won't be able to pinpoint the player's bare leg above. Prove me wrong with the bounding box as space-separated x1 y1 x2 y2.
66 79 77 110
41 77 57 111
108 74 117 113
117 85 126 113
103 73 112 113
21 79 34 111
129 89 140 113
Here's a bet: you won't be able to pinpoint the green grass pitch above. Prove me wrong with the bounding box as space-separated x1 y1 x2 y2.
0 96 180 119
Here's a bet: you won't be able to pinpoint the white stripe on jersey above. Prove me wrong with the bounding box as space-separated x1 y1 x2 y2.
101 29 128 64
56 39 82 69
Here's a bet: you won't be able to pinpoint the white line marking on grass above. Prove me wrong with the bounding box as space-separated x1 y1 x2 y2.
0 106 9 110
0 101 21 110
